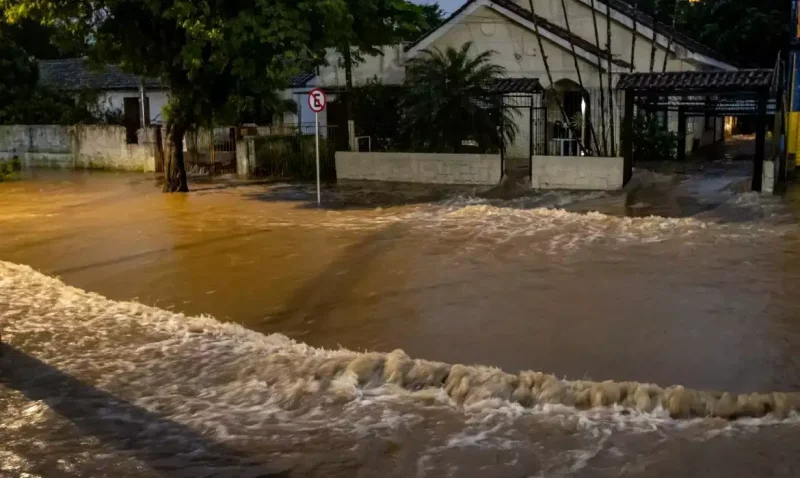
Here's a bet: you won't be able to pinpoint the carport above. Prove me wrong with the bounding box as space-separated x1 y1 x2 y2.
616 69 779 191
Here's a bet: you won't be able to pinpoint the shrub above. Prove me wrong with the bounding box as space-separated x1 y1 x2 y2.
632 114 679 162
0 157 21 181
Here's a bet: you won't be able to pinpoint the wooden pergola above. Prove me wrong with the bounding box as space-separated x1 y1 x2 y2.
616 69 777 191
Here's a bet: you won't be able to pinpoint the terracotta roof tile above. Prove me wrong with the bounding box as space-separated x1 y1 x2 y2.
616 70 773 91
489 77 543 93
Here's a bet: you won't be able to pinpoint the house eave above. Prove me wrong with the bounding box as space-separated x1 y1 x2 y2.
406 0 631 72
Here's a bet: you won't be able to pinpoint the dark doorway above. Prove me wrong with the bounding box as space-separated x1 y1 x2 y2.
123 97 150 144
326 98 350 152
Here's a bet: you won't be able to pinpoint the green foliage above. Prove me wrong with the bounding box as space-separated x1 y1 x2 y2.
0 157 20 181
624 0 787 68
0 29 115 124
401 41 517 153
214 92 297 127
632 114 679 162
3 0 354 128
253 133 335 180
336 0 435 58
353 78 404 151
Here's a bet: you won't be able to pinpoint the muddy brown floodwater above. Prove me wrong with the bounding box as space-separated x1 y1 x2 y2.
3 168 800 477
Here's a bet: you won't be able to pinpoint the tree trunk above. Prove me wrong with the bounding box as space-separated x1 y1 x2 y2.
163 121 189 193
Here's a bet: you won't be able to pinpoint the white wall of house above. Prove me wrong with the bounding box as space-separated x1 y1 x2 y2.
278 85 332 137
421 6 602 88
0 124 159 172
99 90 169 123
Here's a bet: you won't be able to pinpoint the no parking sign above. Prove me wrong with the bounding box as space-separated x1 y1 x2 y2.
307 88 327 205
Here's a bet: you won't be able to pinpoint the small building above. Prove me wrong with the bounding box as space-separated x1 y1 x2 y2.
37 58 168 142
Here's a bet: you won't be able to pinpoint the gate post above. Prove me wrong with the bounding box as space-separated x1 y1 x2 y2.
236 136 254 177
752 89 768 192
677 108 687 163
621 88 635 186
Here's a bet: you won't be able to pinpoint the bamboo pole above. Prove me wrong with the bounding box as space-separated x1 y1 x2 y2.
606 1 616 156
590 0 609 155
527 0 589 155
560 0 601 155
661 0 681 72
648 3 659 73
629 0 639 72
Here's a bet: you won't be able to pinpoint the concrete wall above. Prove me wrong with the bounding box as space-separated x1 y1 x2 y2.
762 159 776 194
531 155 624 190
336 152 502 185
0 125 159 172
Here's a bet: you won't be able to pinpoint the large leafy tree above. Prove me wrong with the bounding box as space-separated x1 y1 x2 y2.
624 0 788 68
402 41 516 153
0 25 102 124
334 1 446 149
3 0 350 192
679 0 787 68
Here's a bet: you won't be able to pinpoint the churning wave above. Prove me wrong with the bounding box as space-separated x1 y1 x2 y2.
1 260 798 423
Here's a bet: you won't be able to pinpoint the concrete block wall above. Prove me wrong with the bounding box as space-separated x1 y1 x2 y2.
73 126 156 171
0 125 72 168
335 152 502 185
531 155 624 191
762 160 776 194
236 137 256 176
0 125 158 172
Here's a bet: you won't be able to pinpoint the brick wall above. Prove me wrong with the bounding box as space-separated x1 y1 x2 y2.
531 155 624 191
335 152 501 185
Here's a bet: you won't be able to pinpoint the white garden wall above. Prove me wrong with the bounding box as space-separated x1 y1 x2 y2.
336 152 501 185
531 155 624 190
0 125 159 172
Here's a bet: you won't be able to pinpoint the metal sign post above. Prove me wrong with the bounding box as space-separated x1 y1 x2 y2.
307 88 327 205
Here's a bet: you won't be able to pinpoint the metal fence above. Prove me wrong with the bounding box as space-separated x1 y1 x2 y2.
185 127 238 175
251 123 338 180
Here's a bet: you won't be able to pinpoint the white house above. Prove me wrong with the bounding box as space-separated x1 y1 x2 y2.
299 0 736 158
38 59 168 123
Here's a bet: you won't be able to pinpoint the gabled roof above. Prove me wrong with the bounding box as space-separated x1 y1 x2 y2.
37 58 163 91
616 70 773 92
407 0 730 71
497 0 631 69
407 0 631 70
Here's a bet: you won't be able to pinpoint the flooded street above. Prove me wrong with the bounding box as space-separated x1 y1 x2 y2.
3 169 800 476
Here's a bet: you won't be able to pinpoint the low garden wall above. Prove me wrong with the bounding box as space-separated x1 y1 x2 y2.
762 159 776 194
0 125 158 172
335 152 501 185
531 155 624 191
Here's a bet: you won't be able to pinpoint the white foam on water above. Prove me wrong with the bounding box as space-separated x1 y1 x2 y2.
4 260 800 475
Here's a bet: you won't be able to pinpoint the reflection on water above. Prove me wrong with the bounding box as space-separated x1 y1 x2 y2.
3 169 800 477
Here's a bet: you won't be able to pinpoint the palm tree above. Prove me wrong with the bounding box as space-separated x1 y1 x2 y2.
401 41 517 153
